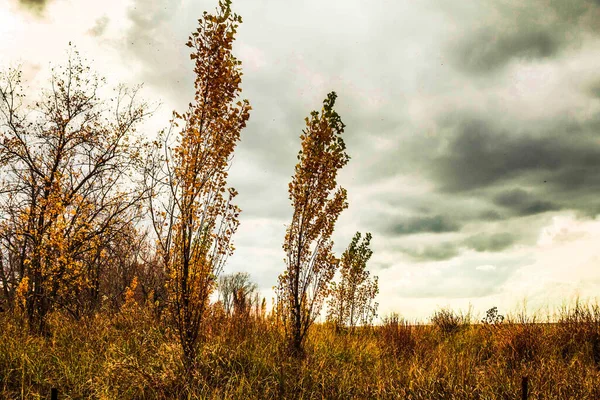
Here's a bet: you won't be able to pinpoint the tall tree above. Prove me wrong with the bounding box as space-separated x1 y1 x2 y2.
277 92 349 355
0 48 148 331
327 232 379 329
145 0 250 370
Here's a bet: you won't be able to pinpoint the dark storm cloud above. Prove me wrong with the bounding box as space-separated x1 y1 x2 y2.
454 28 564 74
402 242 461 262
386 215 461 236
449 0 600 75
478 210 504 221
402 231 518 262
464 232 517 253
493 189 559 216
374 112 600 258
431 117 600 197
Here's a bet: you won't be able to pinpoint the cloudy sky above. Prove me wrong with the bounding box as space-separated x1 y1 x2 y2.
3 0 600 320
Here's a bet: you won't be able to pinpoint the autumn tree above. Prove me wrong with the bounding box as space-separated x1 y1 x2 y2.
0 49 148 331
327 232 379 329
144 0 250 369
218 271 258 316
277 92 349 355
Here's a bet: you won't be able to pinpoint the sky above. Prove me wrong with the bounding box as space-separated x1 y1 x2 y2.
2 0 600 320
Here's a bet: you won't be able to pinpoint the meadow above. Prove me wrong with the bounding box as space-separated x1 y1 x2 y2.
1 302 599 399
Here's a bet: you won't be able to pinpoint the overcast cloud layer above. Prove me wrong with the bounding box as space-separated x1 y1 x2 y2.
2 0 600 319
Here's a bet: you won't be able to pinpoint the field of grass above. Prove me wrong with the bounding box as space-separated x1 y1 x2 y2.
1 303 600 399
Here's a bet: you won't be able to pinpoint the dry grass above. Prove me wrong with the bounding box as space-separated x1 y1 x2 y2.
1 303 600 399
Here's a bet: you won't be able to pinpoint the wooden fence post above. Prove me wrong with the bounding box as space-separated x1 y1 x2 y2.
521 376 528 400
51 387 58 400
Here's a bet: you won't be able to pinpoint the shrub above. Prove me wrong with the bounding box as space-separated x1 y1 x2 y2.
482 306 504 325
431 308 468 336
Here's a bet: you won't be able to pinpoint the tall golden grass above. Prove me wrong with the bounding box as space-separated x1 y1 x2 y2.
1 301 599 399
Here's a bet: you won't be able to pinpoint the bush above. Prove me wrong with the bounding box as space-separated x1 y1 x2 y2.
431 308 468 336
482 307 504 325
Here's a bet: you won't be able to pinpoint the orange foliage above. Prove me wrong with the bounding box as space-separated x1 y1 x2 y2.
277 92 349 354
0 47 148 332
145 0 250 368
327 232 379 329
